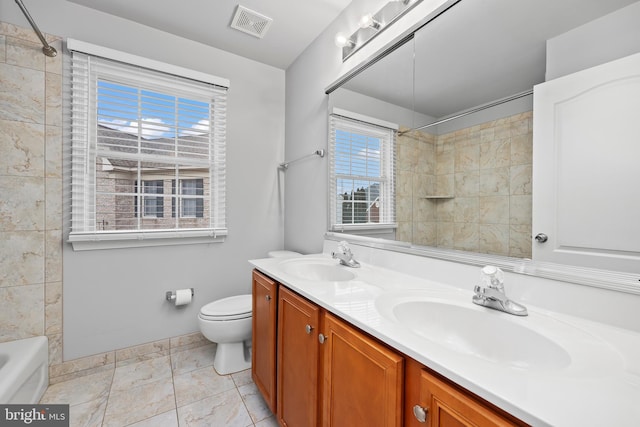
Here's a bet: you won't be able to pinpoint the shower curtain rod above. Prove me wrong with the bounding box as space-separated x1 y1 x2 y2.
14 0 57 57
399 89 533 135
279 149 325 170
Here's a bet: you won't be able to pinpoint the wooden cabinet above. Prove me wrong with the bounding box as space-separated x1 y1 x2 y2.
251 270 278 413
320 312 404 427
252 271 526 427
277 286 320 427
409 368 526 427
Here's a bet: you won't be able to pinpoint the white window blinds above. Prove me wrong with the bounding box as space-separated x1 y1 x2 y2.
68 40 228 248
328 111 397 231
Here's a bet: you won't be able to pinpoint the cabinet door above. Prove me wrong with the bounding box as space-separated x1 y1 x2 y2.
416 369 522 427
277 286 320 427
533 51 640 273
320 312 403 427
251 270 277 413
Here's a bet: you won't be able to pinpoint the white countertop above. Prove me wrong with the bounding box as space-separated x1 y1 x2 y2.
249 253 640 427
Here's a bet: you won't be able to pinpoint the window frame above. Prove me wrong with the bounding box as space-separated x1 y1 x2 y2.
67 39 229 250
328 108 398 232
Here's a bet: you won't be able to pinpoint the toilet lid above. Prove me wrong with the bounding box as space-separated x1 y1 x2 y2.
200 294 252 318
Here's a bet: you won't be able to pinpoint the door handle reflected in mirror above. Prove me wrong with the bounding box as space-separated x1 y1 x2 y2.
535 233 548 243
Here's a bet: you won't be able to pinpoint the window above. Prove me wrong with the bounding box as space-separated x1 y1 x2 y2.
328 109 397 231
172 179 204 218
136 180 164 218
68 39 229 249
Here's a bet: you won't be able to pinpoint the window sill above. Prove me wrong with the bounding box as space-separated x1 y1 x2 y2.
68 229 227 251
330 223 397 233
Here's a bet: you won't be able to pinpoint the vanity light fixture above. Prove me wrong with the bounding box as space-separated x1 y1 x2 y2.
335 0 423 61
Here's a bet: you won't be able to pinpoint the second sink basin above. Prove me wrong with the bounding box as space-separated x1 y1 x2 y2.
280 257 356 282
375 290 586 371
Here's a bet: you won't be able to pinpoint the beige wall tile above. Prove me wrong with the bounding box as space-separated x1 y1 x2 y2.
510 195 532 225
0 230 45 286
413 221 436 247
0 176 45 231
454 171 479 196
511 133 533 165
6 36 45 71
453 223 478 252
45 72 62 127
0 35 5 63
44 39 62 75
435 174 454 196
455 144 479 172
45 280 62 335
0 22 42 44
0 62 44 123
479 224 510 256
510 224 533 258
45 125 62 178
479 196 510 224
453 197 479 223
510 164 532 195
479 168 510 196
0 119 45 176
435 148 454 175
480 138 510 170
436 199 454 222
436 222 454 248
45 229 62 282
0 283 44 342
45 177 62 230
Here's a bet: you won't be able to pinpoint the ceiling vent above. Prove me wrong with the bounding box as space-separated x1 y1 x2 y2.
230 5 273 39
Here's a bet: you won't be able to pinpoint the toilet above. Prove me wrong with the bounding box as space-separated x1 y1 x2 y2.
198 294 252 375
198 250 301 375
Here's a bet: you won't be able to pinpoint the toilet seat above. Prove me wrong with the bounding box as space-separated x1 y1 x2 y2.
199 294 252 321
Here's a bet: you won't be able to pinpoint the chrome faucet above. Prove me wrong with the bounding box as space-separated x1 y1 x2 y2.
331 241 361 268
472 266 527 316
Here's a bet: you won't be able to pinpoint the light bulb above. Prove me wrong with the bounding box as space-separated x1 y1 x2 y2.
359 13 374 29
334 33 351 48
359 13 381 30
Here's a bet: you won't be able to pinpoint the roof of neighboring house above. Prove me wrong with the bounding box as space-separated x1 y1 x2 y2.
97 124 210 170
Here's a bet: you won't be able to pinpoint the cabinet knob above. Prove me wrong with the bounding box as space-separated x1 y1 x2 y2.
318 333 327 344
535 233 548 243
413 405 428 423
265 295 271 301
305 324 314 334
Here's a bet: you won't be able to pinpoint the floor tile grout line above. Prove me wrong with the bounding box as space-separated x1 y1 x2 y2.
99 364 117 427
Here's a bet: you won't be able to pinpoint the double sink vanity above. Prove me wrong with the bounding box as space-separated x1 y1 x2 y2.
250 239 640 426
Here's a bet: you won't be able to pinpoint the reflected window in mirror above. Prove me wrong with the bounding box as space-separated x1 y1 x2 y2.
328 110 397 232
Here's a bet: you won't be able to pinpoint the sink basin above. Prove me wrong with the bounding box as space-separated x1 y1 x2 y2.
376 291 572 371
280 258 356 282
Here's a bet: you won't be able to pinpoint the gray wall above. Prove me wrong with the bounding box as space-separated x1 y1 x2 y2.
546 1 640 80
0 0 285 359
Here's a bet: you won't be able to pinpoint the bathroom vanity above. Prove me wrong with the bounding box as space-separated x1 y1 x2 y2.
250 241 640 426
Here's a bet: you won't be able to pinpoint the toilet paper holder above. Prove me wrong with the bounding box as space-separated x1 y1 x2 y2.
166 288 194 302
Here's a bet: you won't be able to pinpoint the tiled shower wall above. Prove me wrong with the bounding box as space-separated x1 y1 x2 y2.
397 112 533 258
0 21 211 384
0 22 63 361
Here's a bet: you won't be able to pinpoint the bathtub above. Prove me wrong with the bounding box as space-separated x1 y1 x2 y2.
0 336 48 404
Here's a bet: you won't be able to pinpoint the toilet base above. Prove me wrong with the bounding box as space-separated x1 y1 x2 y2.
213 341 251 375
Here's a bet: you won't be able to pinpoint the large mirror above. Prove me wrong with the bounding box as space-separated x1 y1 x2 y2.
328 0 637 261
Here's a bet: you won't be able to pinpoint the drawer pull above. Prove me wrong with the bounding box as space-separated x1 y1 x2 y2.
265 295 271 301
318 333 327 344
305 324 314 334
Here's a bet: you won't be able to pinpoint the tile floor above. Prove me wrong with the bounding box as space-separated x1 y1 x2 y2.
40 343 278 427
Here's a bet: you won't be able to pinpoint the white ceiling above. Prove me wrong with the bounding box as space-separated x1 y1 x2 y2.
343 0 638 119
67 0 353 69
